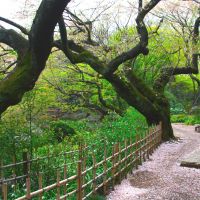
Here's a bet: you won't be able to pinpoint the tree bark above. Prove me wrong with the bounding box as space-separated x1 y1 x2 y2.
147 105 175 141
106 73 175 140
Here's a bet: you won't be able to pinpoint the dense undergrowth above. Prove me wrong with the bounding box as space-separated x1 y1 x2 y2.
0 108 147 199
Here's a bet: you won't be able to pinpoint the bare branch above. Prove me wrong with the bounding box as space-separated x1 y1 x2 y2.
153 13 200 93
0 17 29 35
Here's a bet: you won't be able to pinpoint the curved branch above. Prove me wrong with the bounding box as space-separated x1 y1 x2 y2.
0 28 28 56
54 39 107 75
0 0 71 115
0 16 29 35
105 0 161 75
58 16 75 62
30 0 71 65
106 73 162 121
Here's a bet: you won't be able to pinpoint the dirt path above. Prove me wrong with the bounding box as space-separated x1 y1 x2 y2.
107 124 200 200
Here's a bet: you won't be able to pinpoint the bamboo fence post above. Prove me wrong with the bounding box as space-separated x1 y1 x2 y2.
114 143 120 183
146 130 149 157
139 134 142 165
157 124 160 144
124 140 128 178
36 153 40 177
151 127 155 152
143 131 147 162
82 143 87 198
159 122 162 144
152 127 155 152
78 143 84 198
149 128 153 155
12 156 17 189
63 164 67 200
0 160 3 183
154 125 158 148
64 143 67 165
115 143 118 180
143 131 145 150
147 129 150 159
26 177 31 199
154 126 157 148
2 183 7 200
111 145 114 190
23 151 29 177
79 144 83 161
77 161 82 200
135 134 139 170
153 127 156 151
130 138 134 174
111 144 116 190
151 127 154 154
47 146 50 185
56 170 60 200
92 153 96 195
103 141 107 195
118 142 122 184
38 172 43 200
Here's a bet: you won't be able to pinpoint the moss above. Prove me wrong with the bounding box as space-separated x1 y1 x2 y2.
0 53 33 112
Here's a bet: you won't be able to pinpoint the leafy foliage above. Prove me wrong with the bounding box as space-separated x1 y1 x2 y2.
171 114 200 125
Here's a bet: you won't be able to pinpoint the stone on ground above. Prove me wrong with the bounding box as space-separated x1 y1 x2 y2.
181 149 200 169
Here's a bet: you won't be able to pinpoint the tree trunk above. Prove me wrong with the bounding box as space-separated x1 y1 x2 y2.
106 74 175 141
159 97 175 141
146 97 175 141
161 116 174 141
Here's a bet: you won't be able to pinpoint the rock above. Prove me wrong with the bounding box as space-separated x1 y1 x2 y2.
195 125 200 133
181 149 200 169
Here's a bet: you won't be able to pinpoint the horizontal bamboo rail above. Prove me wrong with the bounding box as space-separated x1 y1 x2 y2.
1 123 162 200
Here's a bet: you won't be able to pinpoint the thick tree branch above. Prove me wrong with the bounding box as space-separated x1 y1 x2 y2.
0 28 28 56
0 17 29 35
125 67 158 102
105 0 161 75
0 0 71 114
53 39 107 75
58 16 75 62
106 73 162 121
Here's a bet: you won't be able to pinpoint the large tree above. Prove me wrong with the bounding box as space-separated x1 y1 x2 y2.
0 0 199 140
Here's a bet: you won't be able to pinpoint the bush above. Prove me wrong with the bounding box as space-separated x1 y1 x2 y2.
50 120 76 143
171 114 187 123
171 114 200 125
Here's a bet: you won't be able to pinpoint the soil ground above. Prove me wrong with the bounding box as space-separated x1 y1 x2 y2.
107 124 200 200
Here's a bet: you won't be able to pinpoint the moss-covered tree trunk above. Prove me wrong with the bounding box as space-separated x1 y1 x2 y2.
146 100 175 141
105 73 175 141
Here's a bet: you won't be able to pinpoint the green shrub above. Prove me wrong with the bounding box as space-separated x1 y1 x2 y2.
50 120 76 143
171 114 187 123
171 114 200 125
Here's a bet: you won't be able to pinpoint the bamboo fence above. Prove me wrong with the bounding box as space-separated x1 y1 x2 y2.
1 123 162 200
